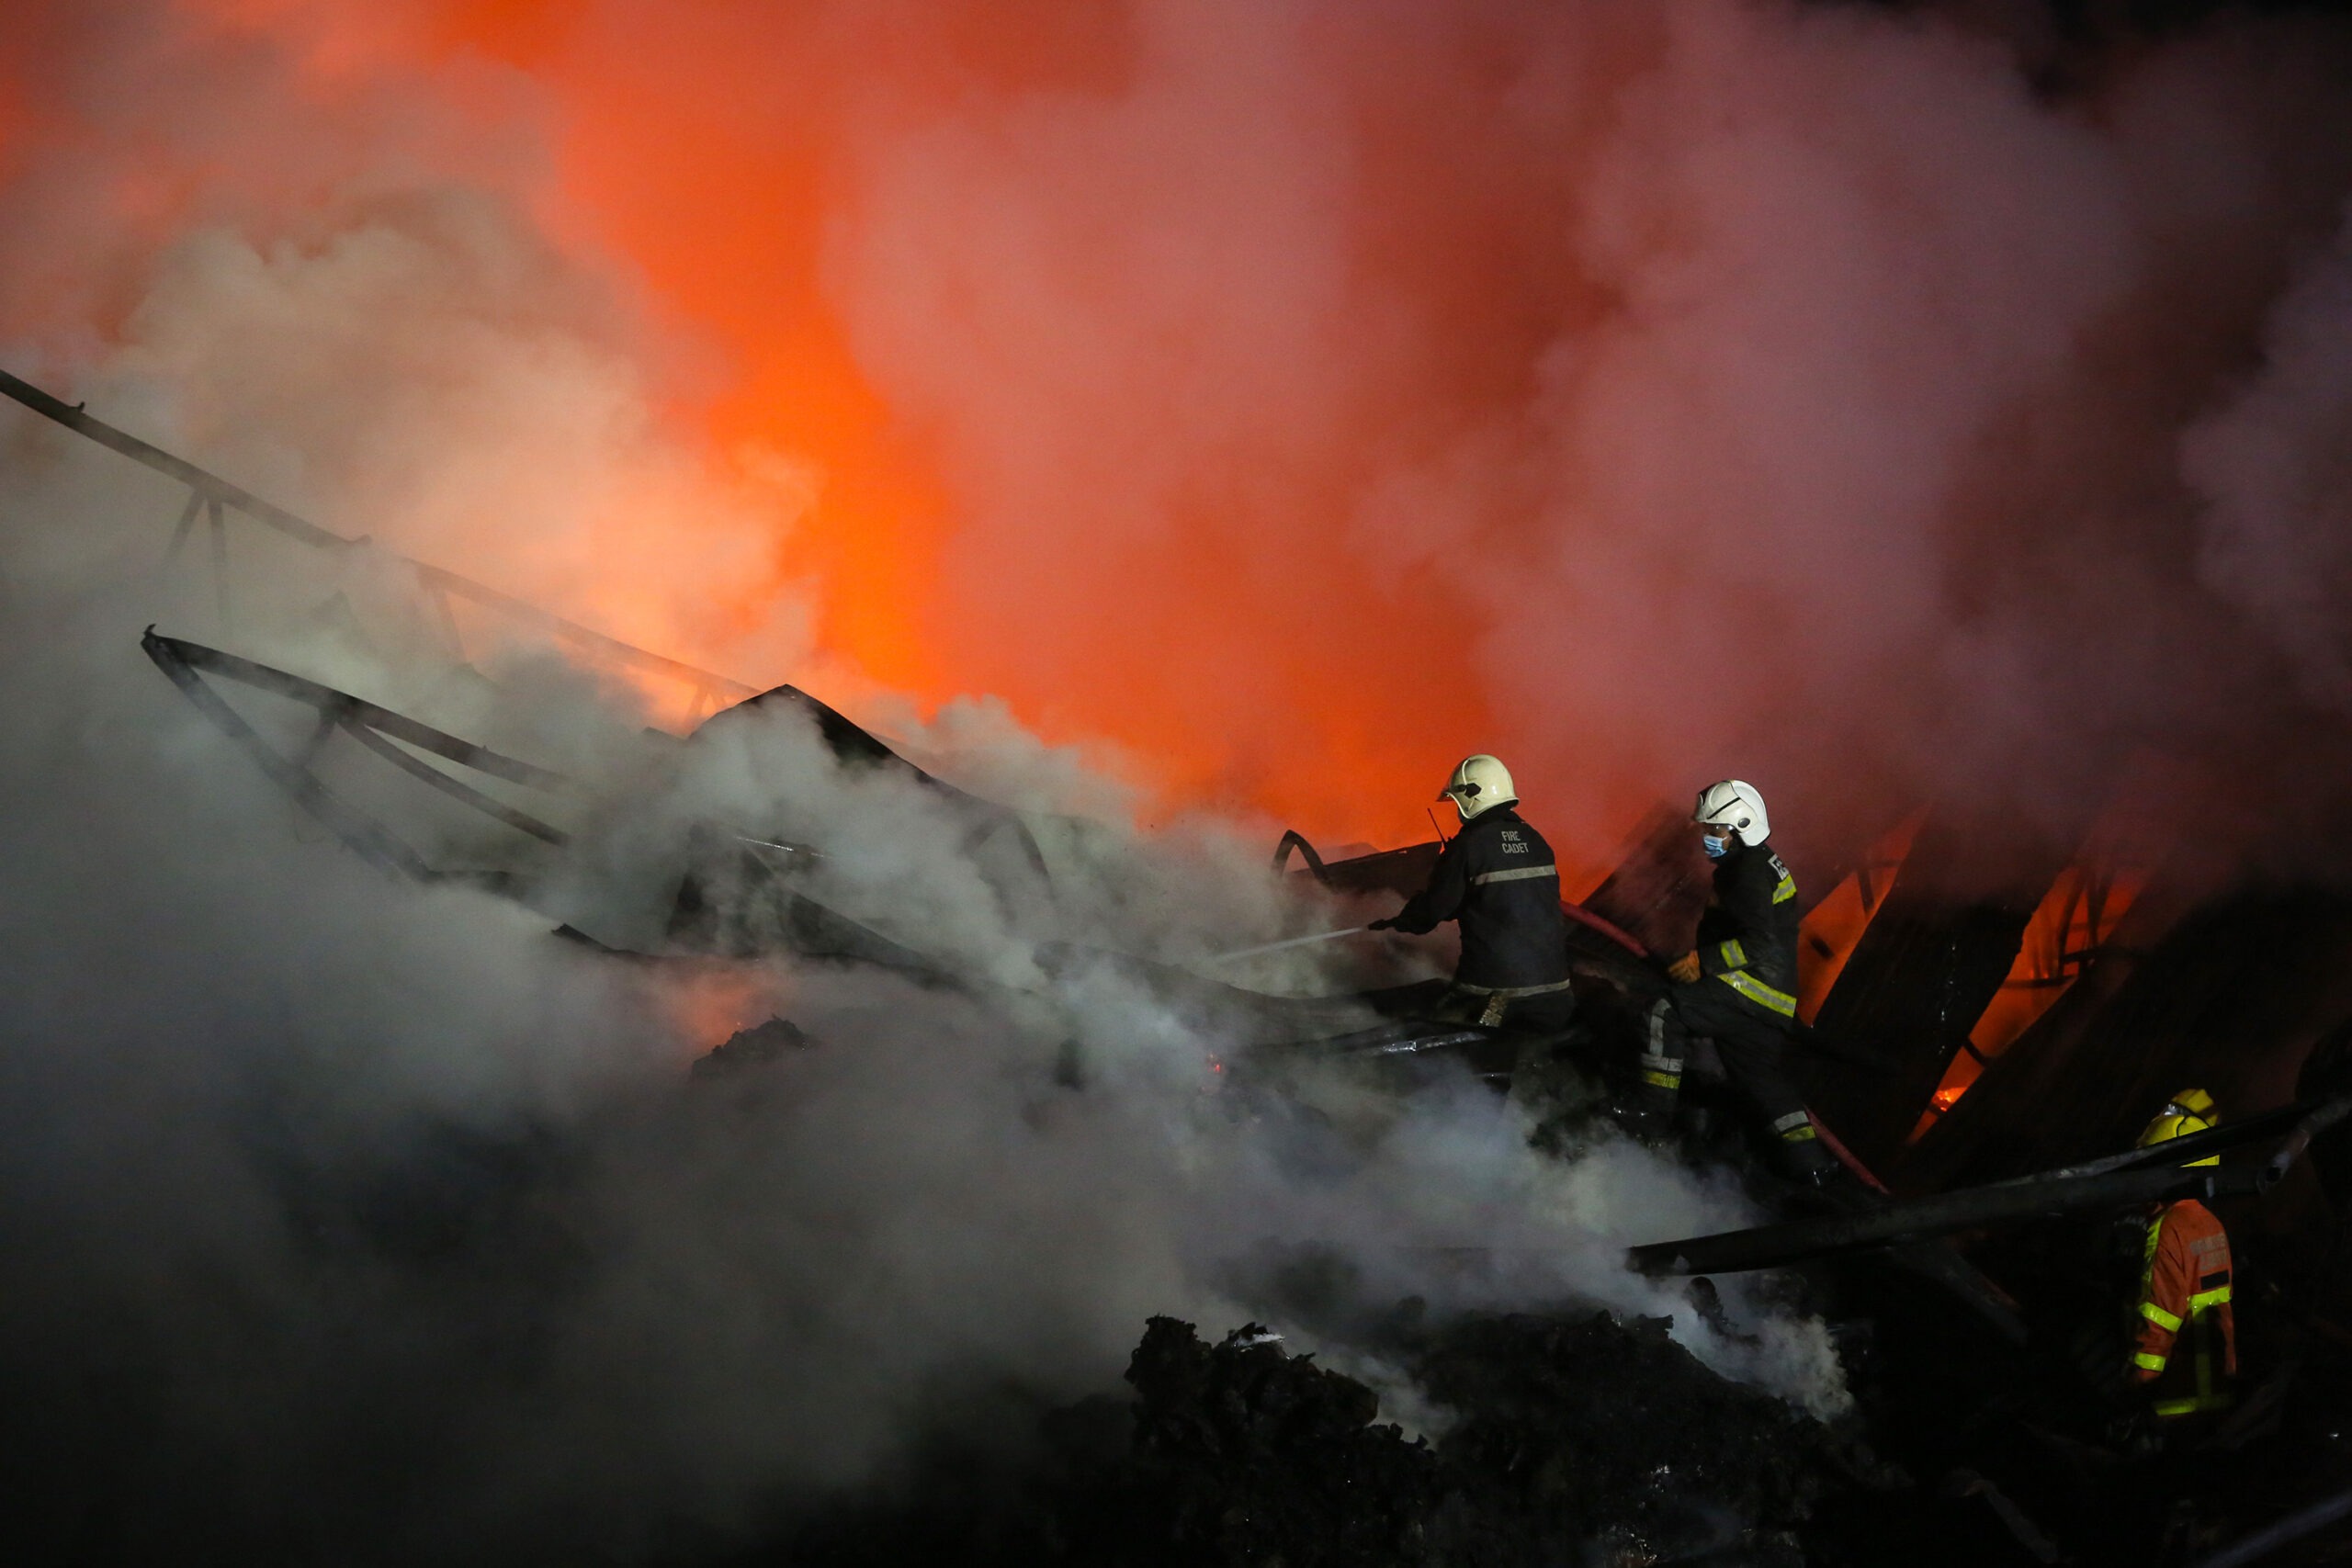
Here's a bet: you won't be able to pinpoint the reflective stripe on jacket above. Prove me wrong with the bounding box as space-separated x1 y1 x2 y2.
1391 807 1572 993
1696 839 1799 1018
2132 1197 2237 1418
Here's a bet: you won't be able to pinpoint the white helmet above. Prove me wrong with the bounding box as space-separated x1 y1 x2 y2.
1693 779 1770 846
1440 754 1518 820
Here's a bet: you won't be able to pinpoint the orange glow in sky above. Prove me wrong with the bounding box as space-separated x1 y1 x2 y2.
12 0 2171 866
117 0 1486 844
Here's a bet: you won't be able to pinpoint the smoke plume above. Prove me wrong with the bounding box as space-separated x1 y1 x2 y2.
9 0 2352 1557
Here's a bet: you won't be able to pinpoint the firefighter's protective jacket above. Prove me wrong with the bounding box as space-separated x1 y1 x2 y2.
2132 1197 2237 1418
1694 838 1800 1019
1391 807 1571 995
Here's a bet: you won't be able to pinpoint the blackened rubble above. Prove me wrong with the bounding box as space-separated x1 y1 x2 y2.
774 1310 1887 1568
1417 1312 1865 1561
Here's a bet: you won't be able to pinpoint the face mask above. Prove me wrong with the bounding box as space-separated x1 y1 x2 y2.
1702 833 1730 859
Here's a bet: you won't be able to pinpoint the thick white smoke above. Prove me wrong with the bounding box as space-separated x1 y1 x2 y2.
0 213 1830 1563
2186 196 2352 716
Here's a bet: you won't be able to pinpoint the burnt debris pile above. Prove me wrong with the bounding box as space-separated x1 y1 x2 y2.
1417 1312 1847 1562
778 1309 1869 1568
1114 1316 1453 1566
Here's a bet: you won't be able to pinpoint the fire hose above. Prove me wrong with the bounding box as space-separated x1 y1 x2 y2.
1204 926 1374 963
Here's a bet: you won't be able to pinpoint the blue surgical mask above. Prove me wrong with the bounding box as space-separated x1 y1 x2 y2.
1702 833 1730 860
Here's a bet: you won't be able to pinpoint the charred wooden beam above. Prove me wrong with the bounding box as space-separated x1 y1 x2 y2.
1276 835 1443 901
1628 1161 2265 1278
143 627 574 874
4 367 755 701
2191 1484 2352 1568
151 633 573 794
142 628 436 881
1625 1093 2352 1277
1976 1100 2309 1187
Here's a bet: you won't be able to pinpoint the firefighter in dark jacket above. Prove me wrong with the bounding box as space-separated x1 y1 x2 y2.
1634 780 1833 1179
1370 755 1576 1033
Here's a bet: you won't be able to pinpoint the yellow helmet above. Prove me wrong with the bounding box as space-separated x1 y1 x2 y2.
2136 1088 2220 1167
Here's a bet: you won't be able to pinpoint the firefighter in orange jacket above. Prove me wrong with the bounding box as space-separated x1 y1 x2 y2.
2128 1090 2238 1422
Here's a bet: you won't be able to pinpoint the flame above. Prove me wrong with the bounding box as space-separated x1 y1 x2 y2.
662 965 793 1060
1909 763 2179 1138
1792 808 1927 1025
1908 863 2148 1135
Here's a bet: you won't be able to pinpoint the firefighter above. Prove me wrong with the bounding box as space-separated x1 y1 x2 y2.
2127 1090 2237 1425
1633 780 1834 1180
1369 755 1576 1033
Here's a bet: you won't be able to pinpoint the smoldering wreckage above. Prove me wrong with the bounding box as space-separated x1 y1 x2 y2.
8 372 2352 1568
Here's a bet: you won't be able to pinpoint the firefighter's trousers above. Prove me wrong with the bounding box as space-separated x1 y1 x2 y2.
1642 979 1831 1179
1431 979 1577 1034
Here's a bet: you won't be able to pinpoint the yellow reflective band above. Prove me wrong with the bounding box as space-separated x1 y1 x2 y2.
1773 876 1796 905
1470 864 1558 886
1450 977 1576 998
2133 1351 2168 1372
2153 1393 2233 1417
1718 970 1798 1017
1781 1124 1818 1142
1642 1070 1681 1089
1717 939 1747 970
2188 1286 2233 1313
2139 1302 2183 1332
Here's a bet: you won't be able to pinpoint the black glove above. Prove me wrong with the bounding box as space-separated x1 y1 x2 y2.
1367 917 1397 932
